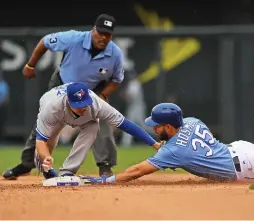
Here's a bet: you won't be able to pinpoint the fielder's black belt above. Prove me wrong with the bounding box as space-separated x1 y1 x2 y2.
228 144 241 172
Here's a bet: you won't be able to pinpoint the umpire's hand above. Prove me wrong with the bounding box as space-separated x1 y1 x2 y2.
23 64 36 79
98 93 109 103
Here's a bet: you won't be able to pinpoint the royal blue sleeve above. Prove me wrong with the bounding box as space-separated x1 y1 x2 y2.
117 118 156 146
36 129 49 142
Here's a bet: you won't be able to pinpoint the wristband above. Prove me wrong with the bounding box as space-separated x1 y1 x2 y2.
26 64 35 70
99 92 107 100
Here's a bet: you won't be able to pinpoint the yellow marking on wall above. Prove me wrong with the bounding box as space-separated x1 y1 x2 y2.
134 4 201 84
161 38 200 71
138 62 160 83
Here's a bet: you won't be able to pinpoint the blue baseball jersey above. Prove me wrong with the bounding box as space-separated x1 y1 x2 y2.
44 30 124 90
147 117 237 180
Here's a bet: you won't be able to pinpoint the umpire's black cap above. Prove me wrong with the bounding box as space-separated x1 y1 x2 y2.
94 14 116 34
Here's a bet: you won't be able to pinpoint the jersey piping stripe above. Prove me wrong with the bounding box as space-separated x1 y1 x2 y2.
116 117 125 128
146 159 164 170
36 128 49 140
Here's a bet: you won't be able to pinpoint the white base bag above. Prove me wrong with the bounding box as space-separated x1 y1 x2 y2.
42 176 92 187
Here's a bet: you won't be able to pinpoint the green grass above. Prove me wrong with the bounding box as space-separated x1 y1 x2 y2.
0 145 185 174
249 184 254 190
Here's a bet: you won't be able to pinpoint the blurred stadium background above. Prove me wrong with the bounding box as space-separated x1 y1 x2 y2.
1 0 254 174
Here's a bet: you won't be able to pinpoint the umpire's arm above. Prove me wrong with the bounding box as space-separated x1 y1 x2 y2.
98 51 124 100
26 30 75 68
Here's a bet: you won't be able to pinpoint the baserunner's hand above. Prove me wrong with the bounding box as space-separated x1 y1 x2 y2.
152 142 163 150
79 175 107 184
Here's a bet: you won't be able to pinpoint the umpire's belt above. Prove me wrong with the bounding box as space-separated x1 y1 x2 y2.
56 70 64 84
228 144 241 172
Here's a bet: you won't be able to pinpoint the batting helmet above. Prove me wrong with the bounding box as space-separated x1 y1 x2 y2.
144 103 183 128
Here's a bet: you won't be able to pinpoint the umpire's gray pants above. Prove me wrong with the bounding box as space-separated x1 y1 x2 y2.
21 70 117 169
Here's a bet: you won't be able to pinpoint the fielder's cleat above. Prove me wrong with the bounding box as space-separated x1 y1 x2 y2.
99 165 113 177
43 168 58 179
2 164 31 180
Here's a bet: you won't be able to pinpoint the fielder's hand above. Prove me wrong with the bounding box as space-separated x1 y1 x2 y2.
23 64 36 79
42 156 54 172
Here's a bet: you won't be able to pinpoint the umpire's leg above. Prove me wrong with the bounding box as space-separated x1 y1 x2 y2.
2 68 63 179
91 119 117 176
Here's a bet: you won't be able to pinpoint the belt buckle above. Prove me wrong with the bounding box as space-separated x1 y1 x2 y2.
233 156 241 172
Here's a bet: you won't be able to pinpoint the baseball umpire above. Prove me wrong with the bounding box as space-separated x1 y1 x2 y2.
3 14 124 179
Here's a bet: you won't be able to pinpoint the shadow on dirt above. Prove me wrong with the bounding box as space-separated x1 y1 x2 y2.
0 178 244 191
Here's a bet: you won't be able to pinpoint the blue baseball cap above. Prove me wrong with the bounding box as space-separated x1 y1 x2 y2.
67 82 93 109
145 103 183 128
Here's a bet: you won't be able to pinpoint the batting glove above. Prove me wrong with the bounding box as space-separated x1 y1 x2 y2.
79 175 107 184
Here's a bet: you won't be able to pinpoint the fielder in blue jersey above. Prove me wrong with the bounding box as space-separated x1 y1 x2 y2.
84 103 254 184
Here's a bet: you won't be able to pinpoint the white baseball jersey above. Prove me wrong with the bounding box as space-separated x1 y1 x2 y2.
36 84 124 140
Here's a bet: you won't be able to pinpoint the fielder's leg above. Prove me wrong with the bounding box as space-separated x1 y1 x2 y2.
2 69 63 180
59 125 78 145
58 122 99 176
91 119 117 176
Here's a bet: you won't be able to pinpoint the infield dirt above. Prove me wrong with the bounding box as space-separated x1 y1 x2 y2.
0 174 253 220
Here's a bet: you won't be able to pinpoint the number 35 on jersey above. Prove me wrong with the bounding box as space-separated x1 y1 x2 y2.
176 123 215 157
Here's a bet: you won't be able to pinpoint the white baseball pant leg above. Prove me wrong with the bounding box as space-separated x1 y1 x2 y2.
228 140 254 181
58 121 99 176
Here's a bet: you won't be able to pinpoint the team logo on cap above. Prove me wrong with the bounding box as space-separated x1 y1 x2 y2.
74 89 85 100
104 20 112 27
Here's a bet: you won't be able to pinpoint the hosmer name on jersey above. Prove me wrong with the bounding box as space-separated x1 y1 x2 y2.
176 122 196 147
